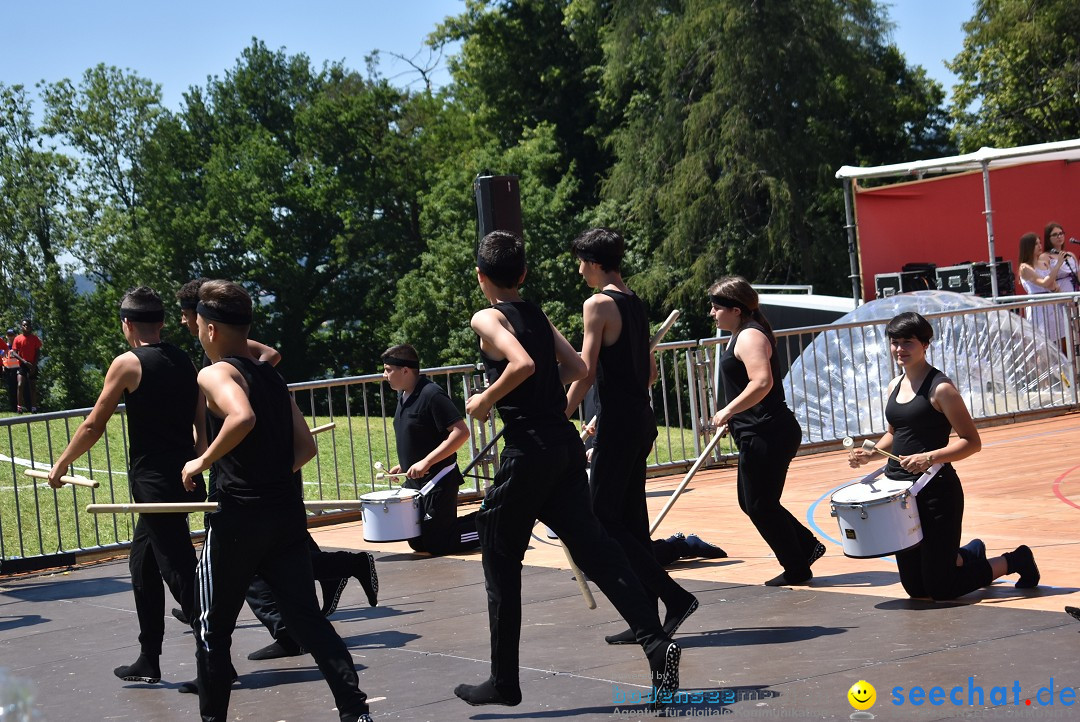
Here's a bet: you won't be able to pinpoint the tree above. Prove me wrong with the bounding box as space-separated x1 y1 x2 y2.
585 0 951 334
144 40 428 381
949 0 1080 150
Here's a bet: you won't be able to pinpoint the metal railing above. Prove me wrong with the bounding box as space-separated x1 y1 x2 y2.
4 293 1078 568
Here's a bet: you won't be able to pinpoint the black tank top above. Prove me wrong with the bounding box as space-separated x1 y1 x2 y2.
208 356 299 508
596 290 655 434
719 321 788 439
478 301 577 454
125 343 206 503
884 367 953 480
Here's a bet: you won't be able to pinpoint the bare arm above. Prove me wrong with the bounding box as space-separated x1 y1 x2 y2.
247 339 281 366
551 320 587 386
406 420 470 479
465 308 535 420
48 353 138 487
565 296 609 417
1020 262 1060 291
897 376 980 474
290 399 317 471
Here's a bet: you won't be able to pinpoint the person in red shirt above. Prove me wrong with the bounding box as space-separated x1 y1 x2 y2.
12 319 42 413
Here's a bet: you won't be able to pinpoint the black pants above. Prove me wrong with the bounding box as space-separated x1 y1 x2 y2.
247 534 362 643
195 505 368 722
3 367 17 411
735 412 816 578
406 468 480 555
475 442 667 695
895 468 993 600
590 422 687 609
129 513 198 656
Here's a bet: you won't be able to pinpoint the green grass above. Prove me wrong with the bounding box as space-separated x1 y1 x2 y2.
0 411 730 561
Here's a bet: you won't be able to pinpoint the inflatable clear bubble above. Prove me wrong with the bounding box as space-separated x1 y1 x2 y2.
784 291 1073 442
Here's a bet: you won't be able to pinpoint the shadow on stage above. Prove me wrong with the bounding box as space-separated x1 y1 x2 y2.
680 624 848 648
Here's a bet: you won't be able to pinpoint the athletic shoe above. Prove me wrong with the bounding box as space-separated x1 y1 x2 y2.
1008 545 1040 589
354 552 379 606
958 538 986 565
663 594 699 637
171 607 190 625
807 541 827 566
178 666 238 694
1066 606 1080 623
114 654 160 684
684 534 727 559
320 578 349 616
647 640 681 709
247 639 304 661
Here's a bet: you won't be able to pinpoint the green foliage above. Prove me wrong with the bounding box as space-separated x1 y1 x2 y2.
949 0 1080 150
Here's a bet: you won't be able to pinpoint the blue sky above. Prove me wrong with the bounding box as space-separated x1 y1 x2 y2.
1 0 973 109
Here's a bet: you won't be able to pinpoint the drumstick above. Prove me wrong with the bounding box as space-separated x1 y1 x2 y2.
87 499 374 514
24 469 100 489
579 309 681 440
560 540 597 609
842 436 903 463
310 422 336 435
649 424 727 535
374 472 408 480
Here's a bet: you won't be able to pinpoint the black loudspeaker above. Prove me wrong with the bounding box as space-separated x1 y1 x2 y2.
474 173 523 240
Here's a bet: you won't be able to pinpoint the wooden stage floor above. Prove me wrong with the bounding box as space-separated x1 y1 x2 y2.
2 413 1079 720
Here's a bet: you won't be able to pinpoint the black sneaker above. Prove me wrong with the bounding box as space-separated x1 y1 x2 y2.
958 539 986 565
354 552 379 606
247 639 304 661
1009 545 1040 589
662 595 699 637
114 654 160 684
1066 606 1080 623
647 641 681 708
807 541 826 566
684 534 727 559
320 578 349 616
171 607 190 625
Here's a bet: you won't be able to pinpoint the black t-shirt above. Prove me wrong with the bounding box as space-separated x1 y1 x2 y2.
393 376 463 484
595 289 655 438
125 343 206 503
478 300 577 455
719 321 790 441
885 367 953 481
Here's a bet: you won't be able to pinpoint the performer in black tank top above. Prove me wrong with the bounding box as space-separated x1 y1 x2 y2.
708 276 824 586
180 280 373 722
47 287 205 686
565 228 697 646
849 312 1040 600
455 231 681 712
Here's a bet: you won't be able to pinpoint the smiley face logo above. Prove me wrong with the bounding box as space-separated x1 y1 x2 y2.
847 680 876 710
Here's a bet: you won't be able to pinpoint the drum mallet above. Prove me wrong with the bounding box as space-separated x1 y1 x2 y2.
310 422 336 435
649 424 727 535
373 461 408 482
580 309 681 440
25 468 100 489
842 436 903 463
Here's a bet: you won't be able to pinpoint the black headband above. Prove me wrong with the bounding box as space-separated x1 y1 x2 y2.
709 294 750 314
381 355 419 369
196 301 252 326
179 299 198 310
120 307 165 323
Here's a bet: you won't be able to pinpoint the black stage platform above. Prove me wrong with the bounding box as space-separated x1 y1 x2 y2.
2 549 1078 721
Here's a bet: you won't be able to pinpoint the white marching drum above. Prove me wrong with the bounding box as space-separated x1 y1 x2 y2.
830 473 922 558
361 488 421 542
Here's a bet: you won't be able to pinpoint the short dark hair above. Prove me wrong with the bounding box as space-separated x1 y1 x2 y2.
198 279 252 331
570 227 624 273
886 311 933 344
381 343 419 369
477 230 526 289
121 286 164 312
176 278 208 309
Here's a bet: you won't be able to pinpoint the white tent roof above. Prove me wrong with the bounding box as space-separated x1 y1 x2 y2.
835 138 1080 181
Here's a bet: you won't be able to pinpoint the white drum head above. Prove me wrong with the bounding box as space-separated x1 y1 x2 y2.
361 488 420 503
831 477 913 505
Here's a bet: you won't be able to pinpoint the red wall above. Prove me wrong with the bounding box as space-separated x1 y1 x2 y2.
854 160 1080 300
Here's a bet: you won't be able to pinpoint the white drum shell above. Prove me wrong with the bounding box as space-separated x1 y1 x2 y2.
361 489 421 542
830 477 922 558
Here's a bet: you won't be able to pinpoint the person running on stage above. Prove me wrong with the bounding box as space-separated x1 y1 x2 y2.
564 228 698 645
48 287 207 685
181 280 373 722
454 231 680 709
848 311 1039 600
381 344 479 555
708 276 825 586
175 280 377 669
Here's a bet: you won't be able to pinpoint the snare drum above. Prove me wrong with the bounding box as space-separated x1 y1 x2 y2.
361 489 421 542
830 476 922 558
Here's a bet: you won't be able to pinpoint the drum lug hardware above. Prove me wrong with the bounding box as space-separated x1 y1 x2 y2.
860 509 868 519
